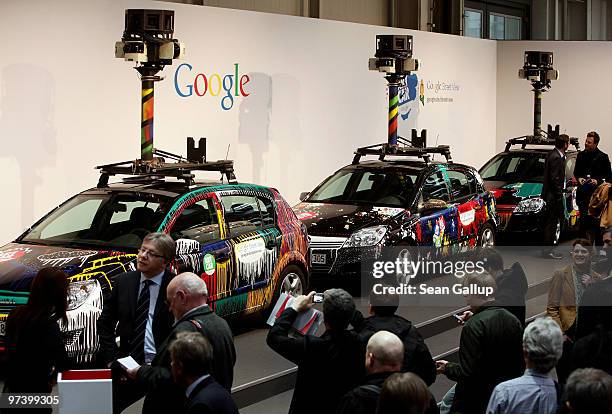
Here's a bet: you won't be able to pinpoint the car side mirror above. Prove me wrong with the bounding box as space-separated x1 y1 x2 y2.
299 192 310 202
418 199 449 215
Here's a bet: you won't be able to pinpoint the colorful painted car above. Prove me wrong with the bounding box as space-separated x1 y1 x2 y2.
480 143 579 244
0 181 309 363
294 156 497 281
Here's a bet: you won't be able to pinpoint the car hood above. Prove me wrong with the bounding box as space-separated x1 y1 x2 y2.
293 202 408 237
0 242 137 292
483 181 543 207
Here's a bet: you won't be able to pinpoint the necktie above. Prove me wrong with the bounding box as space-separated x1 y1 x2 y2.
131 279 152 363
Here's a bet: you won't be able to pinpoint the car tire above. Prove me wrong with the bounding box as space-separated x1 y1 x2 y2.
262 264 306 321
477 223 496 247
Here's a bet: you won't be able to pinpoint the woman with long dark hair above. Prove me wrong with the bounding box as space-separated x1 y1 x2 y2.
3 267 69 396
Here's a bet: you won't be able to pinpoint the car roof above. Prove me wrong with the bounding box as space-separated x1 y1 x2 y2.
343 159 476 173
80 180 267 198
496 148 578 156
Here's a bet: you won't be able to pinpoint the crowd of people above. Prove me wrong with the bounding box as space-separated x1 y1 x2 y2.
2 131 612 414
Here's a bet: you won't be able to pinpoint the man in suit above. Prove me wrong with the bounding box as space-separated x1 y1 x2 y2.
574 131 612 241
97 232 176 413
542 134 570 259
169 332 238 414
128 272 236 414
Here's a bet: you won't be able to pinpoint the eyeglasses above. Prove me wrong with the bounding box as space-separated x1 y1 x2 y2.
138 248 165 260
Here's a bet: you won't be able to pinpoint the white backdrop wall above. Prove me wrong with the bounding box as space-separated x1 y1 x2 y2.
497 42 612 156
0 0 497 244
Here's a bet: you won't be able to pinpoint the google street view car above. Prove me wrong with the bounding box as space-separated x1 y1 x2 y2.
0 142 309 363
479 135 580 244
294 136 498 281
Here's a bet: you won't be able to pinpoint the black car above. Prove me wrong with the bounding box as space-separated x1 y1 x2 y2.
293 143 498 281
479 136 579 244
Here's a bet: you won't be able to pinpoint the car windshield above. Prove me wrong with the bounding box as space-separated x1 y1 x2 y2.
20 192 173 249
480 153 546 183
307 168 419 207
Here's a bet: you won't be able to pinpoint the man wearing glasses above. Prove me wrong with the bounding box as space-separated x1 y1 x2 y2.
97 232 176 413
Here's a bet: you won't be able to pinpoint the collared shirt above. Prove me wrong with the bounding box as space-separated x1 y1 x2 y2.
138 271 164 364
186 374 211 398
486 369 558 414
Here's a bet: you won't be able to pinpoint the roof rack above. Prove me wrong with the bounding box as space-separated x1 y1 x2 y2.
96 138 237 187
352 129 452 164
504 135 580 152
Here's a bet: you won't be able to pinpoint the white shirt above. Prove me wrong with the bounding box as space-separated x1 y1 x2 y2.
138 271 164 364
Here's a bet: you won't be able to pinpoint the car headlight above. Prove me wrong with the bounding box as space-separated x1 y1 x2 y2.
342 226 388 248
67 280 98 311
514 197 545 213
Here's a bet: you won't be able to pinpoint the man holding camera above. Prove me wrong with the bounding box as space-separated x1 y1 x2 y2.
267 289 364 414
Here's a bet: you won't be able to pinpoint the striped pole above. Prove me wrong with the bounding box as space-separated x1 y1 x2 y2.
388 82 399 147
141 78 154 161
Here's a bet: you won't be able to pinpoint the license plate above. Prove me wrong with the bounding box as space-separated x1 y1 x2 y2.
0 321 5 336
311 253 327 265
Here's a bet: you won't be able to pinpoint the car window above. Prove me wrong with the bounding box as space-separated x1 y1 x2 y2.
171 198 220 244
446 170 474 200
566 156 576 179
421 172 450 202
257 197 275 226
308 169 418 207
40 198 104 239
221 195 262 237
22 193 171 249
480 153 546 182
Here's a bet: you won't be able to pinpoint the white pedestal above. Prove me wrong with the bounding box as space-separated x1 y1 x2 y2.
57 369 112 414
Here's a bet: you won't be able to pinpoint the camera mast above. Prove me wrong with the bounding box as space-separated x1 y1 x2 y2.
115 9 185 161
368 35 420 151
518 51 559 138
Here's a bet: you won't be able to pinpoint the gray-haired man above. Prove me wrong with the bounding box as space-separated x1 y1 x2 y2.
129 272 236 414
486 317 563 414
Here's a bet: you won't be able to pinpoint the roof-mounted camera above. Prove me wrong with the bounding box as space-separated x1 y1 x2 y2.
518 51 559 138
115 9 185 67
368 35 420 74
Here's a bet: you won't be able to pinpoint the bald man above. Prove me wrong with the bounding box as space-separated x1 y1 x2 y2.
129 272 236 414
336 331 405 414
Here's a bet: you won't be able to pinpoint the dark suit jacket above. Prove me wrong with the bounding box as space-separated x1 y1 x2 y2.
96 269 175 365
576 276 612 339
186 376 238 414
267 308 365 414
137 305 236 414
542 148 565 203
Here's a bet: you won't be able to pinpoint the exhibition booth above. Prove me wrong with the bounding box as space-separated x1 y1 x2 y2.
1 0 612 411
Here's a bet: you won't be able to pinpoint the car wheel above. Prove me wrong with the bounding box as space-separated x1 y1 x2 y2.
262 264 306 321
478 223 495 247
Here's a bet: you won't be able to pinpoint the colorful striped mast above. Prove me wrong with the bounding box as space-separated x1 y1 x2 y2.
115 9 184 164
369 35 419 152
137 68 158 161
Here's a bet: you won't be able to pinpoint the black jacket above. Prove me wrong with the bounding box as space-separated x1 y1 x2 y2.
185 376 238 414
542 148 566 203
96 269 175 365
576 276 612 339
444 305 524 414
574 148 612 184
494 262 528 327
267 308 365 414
353 313 436 386
336 372 439 414
137 304 236 414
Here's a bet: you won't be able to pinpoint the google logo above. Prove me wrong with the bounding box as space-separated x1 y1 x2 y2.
173 63 250 111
